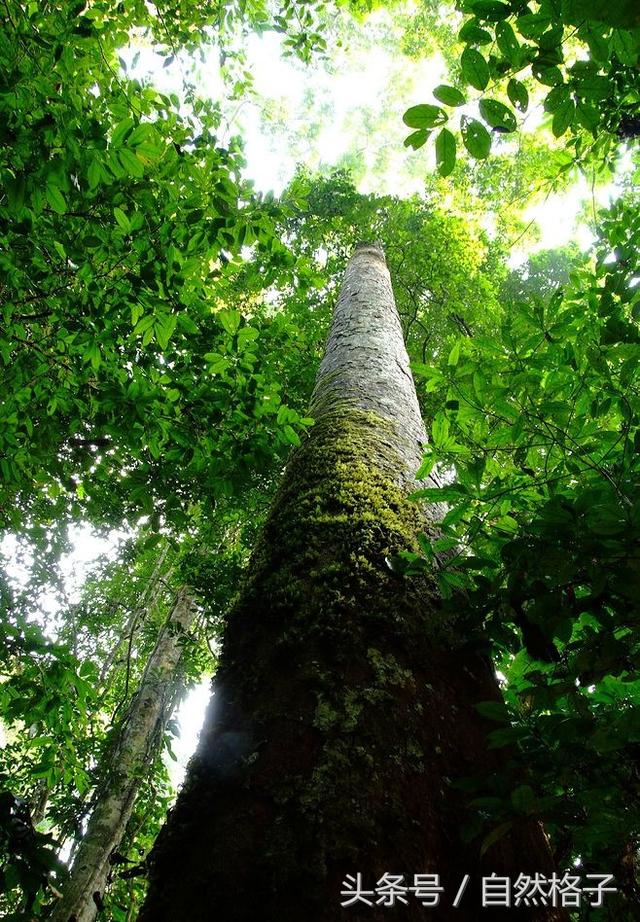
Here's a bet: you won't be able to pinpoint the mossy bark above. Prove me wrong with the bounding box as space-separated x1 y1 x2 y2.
51 588 196 922
139 245 564 921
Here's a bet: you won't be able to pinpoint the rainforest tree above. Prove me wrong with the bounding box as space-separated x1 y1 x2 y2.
1 0 639 919
139 243 562 921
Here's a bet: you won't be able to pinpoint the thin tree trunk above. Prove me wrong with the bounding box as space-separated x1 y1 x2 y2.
97 543 171 689
51 587 197 922
140 244 564 921
30 781 49 826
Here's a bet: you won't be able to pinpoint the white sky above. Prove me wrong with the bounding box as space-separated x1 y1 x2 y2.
169 679 212 785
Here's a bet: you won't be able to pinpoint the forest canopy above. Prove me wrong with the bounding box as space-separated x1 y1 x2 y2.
1 0 639 919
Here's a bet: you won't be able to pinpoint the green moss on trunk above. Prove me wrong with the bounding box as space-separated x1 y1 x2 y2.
141 408 563 922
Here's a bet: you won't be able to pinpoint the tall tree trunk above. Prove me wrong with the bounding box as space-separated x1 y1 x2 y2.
51 587 197 922
140 245 564 921
97 542 172 690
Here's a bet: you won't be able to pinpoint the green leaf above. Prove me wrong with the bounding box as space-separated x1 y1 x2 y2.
479 99 517 132
511 784 536 813
433 85 466 107
6 175 26 214
507 78 529 112
564 0 640 30
461 117 491 159
404 129 430 150
475 700 510 722
552 98 576 137
461 47 490 90
133 314 154 335
46 183 67 215
435 128 457 176
218 309 242 335
118 148 144 178
403 104 448 129
533 64 564 87
543 84 570 113
495 21 520 61
470 0 510 21
432 412 450 447
481 821 513 856
85 343 101 370
448 341 461 366
204 353 230 374
128 123 154 146
516 12 552 40
155 314 177 350
178 314 199 334
87 159 102 190
283 424 301 446
611 28 639 66
487 726 528 749
459 21 493 44
113 207 131 233
574 74 611 100
411 484 468 501
415 455 435 479
237 327 259 350
576 99 600 131
111 117 135 147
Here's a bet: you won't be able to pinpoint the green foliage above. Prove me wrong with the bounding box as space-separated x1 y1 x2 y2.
0 514 258 917
0 792 66 920
0 4 342 905
435 127 457 176
0 1 320 538
411 194 640 898
405 0 640 174
282 169 506 362
461 115 492 159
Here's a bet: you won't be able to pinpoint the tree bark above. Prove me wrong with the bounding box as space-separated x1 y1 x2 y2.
50 587 197 922
140 244 564 921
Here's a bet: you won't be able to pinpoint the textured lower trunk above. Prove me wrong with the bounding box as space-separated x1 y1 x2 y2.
140 245 564 921
50 588 196 922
